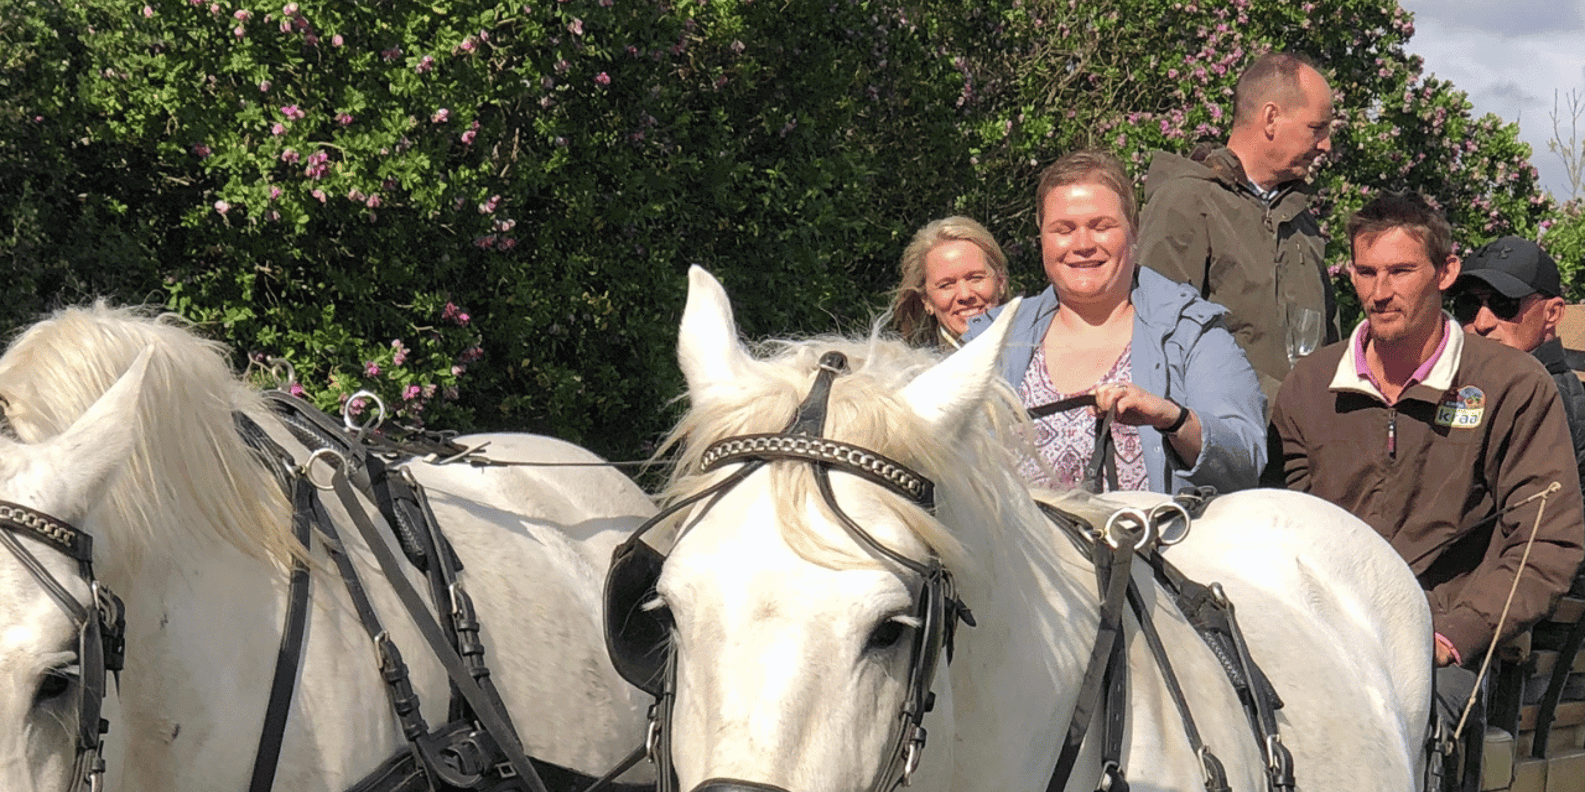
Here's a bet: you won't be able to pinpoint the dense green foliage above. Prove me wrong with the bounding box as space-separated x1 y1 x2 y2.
0 0 1572 461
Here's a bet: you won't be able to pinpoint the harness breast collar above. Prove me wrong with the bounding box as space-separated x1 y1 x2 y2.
603 351 972 792
0 502 125 792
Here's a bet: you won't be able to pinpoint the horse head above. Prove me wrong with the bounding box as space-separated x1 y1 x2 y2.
0 344 150 792
632 267 1023 792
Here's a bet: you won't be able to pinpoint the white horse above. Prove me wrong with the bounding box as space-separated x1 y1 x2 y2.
633 268 1433 792
0 304 654 791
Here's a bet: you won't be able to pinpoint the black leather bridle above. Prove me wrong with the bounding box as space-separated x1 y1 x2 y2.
0 501 125 792
604 351 973 792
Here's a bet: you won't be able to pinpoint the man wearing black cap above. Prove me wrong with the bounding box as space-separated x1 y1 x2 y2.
1449 236 1585 490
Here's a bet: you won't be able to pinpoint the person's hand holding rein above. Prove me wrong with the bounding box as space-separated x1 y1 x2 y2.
1092 382 1202 464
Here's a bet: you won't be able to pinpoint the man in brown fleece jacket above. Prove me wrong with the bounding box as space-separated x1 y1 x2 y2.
1270 194 1583 738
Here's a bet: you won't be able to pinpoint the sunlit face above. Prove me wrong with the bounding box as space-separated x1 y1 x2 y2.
1040 182 1134 309
923 240 1004 337
1454 284 1559 353
1268 66 1334 182
1349 228 1460 346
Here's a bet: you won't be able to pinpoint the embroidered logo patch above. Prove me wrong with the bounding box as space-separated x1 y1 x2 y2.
1436 385 1485 429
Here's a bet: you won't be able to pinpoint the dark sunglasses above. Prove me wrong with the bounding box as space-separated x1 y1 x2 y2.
1449 291 1524 324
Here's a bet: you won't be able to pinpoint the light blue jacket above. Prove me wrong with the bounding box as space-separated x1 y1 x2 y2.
962 266 1266 494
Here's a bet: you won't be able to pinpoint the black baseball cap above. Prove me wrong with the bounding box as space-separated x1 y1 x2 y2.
1456 236 1562 298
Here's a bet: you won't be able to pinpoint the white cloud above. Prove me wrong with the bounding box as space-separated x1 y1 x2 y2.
1397 0 1585 199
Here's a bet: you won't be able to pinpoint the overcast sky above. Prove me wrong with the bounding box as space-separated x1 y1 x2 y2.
1395 0 1585 200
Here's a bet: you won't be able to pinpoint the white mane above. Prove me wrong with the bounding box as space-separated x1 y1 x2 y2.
0 302 295 568
659 332 1104 581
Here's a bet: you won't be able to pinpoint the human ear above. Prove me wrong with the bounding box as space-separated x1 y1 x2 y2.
1542 296 1566 335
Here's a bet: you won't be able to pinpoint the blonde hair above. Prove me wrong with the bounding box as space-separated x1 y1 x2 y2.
888 216 1009 346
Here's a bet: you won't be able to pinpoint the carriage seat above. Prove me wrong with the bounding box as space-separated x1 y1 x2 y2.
1479 594 1585 791
1560 304 1585 383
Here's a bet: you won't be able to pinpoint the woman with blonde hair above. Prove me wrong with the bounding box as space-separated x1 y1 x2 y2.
890 216 1009 349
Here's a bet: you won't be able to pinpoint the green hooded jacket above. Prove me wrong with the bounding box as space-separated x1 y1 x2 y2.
1137 144 1339 405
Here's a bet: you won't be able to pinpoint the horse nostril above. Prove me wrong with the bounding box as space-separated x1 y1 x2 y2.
691 779 793 792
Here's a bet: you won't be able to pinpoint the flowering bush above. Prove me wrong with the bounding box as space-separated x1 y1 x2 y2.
0 0 1566 459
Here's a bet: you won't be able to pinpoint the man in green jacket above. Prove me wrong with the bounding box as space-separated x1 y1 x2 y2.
1137 52 1338 404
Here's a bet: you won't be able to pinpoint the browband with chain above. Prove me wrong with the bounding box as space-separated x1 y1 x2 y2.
700 434 934 509
0 503 94 562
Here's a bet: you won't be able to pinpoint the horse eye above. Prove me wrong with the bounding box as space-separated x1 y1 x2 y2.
35 667 76 704
866 619 910 652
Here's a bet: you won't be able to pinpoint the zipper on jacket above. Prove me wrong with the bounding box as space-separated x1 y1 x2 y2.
1387 407 1397 459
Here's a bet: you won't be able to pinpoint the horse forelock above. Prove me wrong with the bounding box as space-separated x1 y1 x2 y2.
660 332 1048 584
0 303 295 570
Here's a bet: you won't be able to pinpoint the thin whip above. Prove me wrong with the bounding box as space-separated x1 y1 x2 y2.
1454 481 1562 739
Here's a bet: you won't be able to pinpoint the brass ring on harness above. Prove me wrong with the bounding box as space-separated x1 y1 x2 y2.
343 389 387 435
1149 501 1192 547
1103 507 1152 551
302 447 349 492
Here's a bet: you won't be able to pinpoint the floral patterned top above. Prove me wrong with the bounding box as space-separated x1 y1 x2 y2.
1017 343 1148 492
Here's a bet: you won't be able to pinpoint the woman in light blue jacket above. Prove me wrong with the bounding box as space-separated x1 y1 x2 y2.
962 150 1265 494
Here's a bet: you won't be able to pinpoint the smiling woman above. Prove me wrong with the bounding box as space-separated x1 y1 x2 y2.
889 217 1009 349
962 150 1266 495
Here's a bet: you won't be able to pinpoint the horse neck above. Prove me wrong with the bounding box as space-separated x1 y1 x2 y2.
946 492 1101 788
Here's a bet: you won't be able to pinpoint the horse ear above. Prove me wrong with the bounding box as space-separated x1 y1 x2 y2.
38 346 155 508
900 298 1021 431
678 266 759 401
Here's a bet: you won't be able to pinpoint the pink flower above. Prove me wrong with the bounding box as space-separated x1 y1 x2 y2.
269 186 282 200
460 346 483 362
259 80 271 92
460 36 477 52
194 143 212 158
142 5 154 18
288 382 305 397
280 105 305 120
569 17 584 35
234 25 245 37
432 107 450 123
336 112 353 126
478 194 500 214
381 48 402 60
451 365 466 376
442 302 462 321
331 34 343 46
417 55 435 74
214 199 231 214
364 361 381 376
311 189 326 203
366 194 381 208
280 148 299 163
234 9 252 20
595 72 610 86
497 237 517 251
271 122 285 136
403 385 421 401
461 129 477 145
282 2 298 14
456 312 470 325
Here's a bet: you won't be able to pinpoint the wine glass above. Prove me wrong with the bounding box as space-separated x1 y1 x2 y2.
1286 306 1322 365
